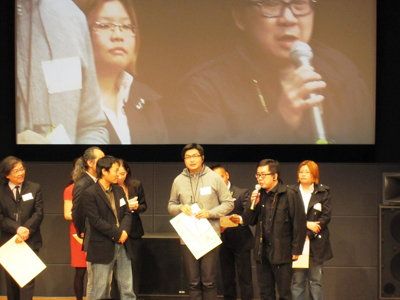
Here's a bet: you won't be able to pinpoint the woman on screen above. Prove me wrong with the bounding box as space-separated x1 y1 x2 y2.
75 0 167 144
290 160 333 300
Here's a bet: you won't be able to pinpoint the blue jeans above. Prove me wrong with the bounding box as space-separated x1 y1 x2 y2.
292 262 323 300
87 244 136 300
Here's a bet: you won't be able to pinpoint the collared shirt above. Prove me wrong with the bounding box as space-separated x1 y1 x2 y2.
86 171 97 183
101 71 133 144
299 184 314 213
8 181 23 200
99 184 119 227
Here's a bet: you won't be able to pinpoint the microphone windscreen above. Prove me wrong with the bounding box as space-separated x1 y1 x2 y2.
290 41 313 66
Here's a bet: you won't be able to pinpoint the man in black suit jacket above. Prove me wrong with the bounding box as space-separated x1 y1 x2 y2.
72 146 105 237
82 156 135 300
212 165 254 300
0 156 44 300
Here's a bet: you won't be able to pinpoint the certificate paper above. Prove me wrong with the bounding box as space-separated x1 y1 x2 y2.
0 235 46 287
292 237 310 269
170 204 222 259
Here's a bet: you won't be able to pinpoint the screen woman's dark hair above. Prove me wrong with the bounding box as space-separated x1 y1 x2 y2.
0 156 25 182
96 155 119 179
181 143 205 160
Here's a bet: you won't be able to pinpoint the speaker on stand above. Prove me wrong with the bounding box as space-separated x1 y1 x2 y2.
380 173 400 299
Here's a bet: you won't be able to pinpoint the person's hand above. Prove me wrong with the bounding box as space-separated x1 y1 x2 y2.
292 254 300 261
229 214 242 224
180 204 192 216
195 209 210 219
17 226 30 241
307 221 321 233
278 65 327 129
17 130 49 144
250 190 260 210
128 200 139 211
118 230 128 244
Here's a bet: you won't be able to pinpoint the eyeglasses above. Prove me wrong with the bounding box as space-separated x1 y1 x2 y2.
255 172 273 179
248 0 317 18
184 154 202 160
10 167 25 175
92 21 136 36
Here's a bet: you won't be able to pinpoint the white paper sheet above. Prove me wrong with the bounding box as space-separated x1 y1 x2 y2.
292 236 310 269
170 204 222 259
0 235 47 287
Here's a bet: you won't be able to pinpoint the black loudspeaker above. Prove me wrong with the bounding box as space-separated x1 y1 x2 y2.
383 173 400 205
380 206 400 299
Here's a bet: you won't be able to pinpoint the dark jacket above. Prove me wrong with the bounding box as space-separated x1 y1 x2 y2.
243 183 306 264
72 172 95 236
0 181 43 250
167 42 373 144
107 80 168 144
82 182 132 264
126 179 147 239
291 183 333 264
221 185 254 252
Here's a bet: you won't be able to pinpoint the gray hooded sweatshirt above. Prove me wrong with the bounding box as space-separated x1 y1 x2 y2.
168 165 234 235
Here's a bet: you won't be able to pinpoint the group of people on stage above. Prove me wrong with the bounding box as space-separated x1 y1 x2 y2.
0 142 332 300
16 0 373 145
168 143 333 300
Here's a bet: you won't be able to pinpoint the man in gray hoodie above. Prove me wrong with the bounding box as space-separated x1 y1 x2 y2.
168 143 234 300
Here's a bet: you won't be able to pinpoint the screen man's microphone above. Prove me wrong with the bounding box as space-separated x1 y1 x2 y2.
290 41 328 144
250 184 261 210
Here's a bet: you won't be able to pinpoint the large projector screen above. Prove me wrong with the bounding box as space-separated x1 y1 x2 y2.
15 0 376 145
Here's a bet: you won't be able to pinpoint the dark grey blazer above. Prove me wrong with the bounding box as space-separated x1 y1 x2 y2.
0 180 44 250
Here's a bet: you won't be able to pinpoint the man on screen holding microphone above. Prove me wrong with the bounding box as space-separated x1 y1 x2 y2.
170 0 373 144
243 159 306 300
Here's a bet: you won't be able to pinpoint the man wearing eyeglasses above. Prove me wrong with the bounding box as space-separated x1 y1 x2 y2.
0 156 44 300
169 0 373 144
243 159 306 300
168 143 234 300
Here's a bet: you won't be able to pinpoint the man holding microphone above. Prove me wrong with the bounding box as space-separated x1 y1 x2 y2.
243 159 306 300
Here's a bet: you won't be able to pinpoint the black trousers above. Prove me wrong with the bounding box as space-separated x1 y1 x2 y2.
256 257 293 300
219 244 253 300
182 245 219 300
5 269 35 300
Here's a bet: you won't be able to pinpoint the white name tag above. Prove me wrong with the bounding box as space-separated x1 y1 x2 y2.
22 193 34 201
200 186 212 196
119 198 126 207
313 203 322 212
41 56 82 94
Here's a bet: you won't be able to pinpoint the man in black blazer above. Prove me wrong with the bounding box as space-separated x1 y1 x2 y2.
82 156 135 300
0 156 44 300
212 165 254 300
71 146 105 237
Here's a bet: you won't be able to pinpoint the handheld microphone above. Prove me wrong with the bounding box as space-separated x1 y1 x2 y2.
250 184 261 210
290 41 328 144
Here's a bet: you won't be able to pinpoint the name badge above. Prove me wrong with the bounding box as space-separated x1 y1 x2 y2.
119 198 126 207
313 203 322 212
41 56 82 94
200 186 212 196
22 193 34 201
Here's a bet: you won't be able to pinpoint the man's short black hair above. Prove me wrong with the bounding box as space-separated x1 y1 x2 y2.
257 158 282 182
96 156 119 179
181 143 205 160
